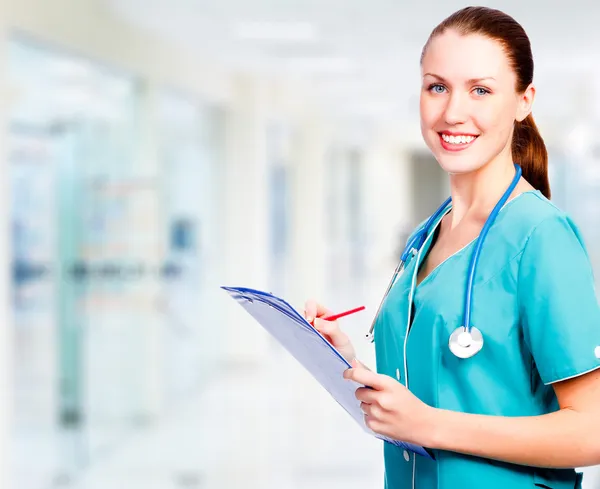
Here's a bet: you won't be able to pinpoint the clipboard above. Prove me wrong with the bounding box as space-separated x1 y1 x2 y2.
221 285 433 459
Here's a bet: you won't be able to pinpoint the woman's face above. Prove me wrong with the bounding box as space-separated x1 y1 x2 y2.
419 30 532 175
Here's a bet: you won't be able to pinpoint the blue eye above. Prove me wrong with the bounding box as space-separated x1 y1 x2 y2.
429 84 446 94
474 87 490 96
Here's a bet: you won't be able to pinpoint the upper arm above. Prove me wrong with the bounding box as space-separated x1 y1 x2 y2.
518 213 600 386
552 367 600 413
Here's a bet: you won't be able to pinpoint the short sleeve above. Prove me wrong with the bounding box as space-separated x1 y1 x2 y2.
518 214 600 385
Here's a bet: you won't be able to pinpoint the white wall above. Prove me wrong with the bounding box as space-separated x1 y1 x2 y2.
219 74 272 362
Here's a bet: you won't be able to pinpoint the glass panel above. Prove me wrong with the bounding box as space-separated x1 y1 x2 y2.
8 36 141 485
266 120 293 298
156 89 224 403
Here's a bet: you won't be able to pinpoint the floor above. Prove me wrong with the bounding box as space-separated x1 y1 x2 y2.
13 340 385 489
13 342 600 489
10 285 600 489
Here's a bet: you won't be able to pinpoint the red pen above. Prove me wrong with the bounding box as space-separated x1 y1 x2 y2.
321 306 366 322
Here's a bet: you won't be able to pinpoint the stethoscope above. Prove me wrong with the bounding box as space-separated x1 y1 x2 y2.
366 163 522 359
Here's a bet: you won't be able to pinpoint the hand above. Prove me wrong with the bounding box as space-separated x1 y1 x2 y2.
344 359 437 447
304 299 356 362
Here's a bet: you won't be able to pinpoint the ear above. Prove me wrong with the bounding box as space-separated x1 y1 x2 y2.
516 83 535 122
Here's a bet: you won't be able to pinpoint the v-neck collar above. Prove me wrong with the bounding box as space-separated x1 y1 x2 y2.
412 204 452 289
412 190 538 291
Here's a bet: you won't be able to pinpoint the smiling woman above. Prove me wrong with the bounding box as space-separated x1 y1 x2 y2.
419 8 550 198
305 5 600 489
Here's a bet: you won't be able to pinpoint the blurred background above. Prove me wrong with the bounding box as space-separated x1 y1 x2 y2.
2 0 600 488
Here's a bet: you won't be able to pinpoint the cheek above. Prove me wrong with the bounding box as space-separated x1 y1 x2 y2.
475 101 516 136
419 96 442 129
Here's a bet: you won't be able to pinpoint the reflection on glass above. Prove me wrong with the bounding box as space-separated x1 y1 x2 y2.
157 89 223 404
9 36 141 485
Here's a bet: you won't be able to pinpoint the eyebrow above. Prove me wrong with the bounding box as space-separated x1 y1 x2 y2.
423 73 496 84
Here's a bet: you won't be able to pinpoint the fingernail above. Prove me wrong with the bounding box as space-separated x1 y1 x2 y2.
306 316 313 323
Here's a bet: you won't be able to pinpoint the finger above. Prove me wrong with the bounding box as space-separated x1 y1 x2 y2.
364 415 381 433
303 299 317 322
360 401 373 416
313 318 347 343
355 386 378 403
352 358 372 371
303 300 333 323
350 358 375 373
344 367 392 390
360 402 382 419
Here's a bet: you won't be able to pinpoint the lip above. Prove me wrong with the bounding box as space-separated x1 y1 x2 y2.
438 132 479 152
440 131 479 137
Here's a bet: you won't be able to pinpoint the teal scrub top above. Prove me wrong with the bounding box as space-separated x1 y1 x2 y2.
373 190 600 489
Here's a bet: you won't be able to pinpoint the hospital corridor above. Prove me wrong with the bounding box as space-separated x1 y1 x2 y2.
3 0 600 488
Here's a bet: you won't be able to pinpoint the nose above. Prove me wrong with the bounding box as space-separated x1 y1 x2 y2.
443 92 468 125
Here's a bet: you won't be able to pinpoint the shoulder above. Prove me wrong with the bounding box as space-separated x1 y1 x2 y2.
505 191 587 256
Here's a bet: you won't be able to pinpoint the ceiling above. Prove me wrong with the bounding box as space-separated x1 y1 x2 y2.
105 0 600 127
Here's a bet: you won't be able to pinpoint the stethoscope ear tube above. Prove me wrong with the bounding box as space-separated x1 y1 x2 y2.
366 260 406 342
367 197 453 342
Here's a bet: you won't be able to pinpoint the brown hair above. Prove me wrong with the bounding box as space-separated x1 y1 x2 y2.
421 6 551 198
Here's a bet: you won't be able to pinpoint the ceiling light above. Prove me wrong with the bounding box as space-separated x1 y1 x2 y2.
284 57 356 74
232 21 318 42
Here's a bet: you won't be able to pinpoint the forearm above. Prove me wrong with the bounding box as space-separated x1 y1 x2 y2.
428 407 600 468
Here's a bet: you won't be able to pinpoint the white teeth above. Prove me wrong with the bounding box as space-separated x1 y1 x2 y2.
441 134 476 144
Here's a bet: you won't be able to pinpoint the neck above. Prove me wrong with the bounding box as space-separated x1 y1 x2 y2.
448 153 516 229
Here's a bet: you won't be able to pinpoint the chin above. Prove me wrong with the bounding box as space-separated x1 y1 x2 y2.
434 155 486 175
423 134 490 175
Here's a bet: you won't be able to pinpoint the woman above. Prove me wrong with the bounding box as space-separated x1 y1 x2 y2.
305 6 600 489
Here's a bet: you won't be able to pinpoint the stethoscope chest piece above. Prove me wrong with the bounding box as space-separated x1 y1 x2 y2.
449 326 484 359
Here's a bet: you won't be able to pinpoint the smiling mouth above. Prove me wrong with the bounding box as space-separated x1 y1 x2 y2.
438 132 479 151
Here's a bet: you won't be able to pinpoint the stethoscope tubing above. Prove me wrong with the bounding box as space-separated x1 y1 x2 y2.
367 164 522 351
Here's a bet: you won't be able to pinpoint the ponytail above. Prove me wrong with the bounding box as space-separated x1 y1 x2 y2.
511 114 551 199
